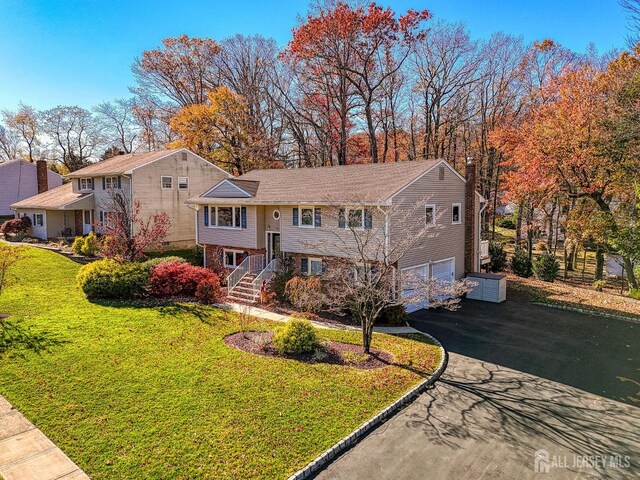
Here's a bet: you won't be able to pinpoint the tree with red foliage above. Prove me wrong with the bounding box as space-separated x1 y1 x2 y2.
283 1 430 163
98 191 171 262
149 260 218 298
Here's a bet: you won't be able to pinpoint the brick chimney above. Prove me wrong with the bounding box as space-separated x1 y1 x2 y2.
36 160 48 193
464 156 476 275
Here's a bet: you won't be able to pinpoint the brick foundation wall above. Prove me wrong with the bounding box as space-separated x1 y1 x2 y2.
204 244 266 272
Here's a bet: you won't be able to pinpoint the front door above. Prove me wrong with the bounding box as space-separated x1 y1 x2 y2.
267 232 281 262
83 210 93 235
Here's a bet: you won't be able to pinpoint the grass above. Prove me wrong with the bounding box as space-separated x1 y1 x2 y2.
0 246 441 479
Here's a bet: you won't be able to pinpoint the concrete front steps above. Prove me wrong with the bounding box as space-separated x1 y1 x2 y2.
227 273 260 304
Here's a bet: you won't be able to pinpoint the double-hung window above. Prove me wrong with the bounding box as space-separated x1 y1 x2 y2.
161 176 173 189
178 177 189 189
104 176 119 189
33 213 43 227
339 208 372 230
293 206 321 228
301 257 324 276
79 178 93 191
452 203 462 225
204 206 245 229
425 204 436 227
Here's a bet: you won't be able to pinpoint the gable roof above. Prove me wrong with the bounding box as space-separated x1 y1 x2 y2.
189 159 447 206
65 148 230 178
0 159 63 180
11 183 93 210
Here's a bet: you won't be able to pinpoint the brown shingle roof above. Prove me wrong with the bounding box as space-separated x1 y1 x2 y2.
65 149 176 178
228 179 260 196
189 159 444 205
11 183 94 210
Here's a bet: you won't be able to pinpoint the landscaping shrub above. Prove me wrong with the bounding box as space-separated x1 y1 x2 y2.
149 260 216 297
284 275 324 312
272 255 295 302
628 288 640 300
0 217 31 236
71 236 85 255
532 252 560 282
81 232 100 256
497 216 516 229
379 304 409 326
511 248 533 278
488 241 508 272
142 256 186 271
77 259 149 299
195 276 224 304
272 318 318 354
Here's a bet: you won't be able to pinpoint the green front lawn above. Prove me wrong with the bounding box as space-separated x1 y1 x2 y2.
0 246 441 479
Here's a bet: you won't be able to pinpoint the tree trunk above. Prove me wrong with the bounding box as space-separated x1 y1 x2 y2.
595 246 605 281
622 256 638 290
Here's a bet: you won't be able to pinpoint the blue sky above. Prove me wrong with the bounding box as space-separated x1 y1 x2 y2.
0 0 629 110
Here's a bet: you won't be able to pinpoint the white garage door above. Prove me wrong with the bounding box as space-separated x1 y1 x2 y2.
402 258 455 314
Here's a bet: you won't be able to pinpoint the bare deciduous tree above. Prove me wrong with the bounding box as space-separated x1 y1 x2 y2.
94 98 139 154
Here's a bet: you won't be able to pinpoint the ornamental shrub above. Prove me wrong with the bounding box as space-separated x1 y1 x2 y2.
77 259 149 299
142 256 187 271
149 261 216 297
592 279 606 292
272 318 318 354
511 248 533 278
71 236 85 255
488 241 508 272
81 232 100 256
195 276 224 304
532 252 560 282
379 304 409 326
271 254 295 302
0 217 31 235
628 288 640 300
284 275 324 312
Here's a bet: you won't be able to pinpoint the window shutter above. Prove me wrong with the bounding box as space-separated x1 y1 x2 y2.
77 179 81 190
90 178 94 190
32 214 36 225
314 208 321 227
293 207 299 226
322 260 327 273
338 208 346 228
102 177 106 189
241 207 247 228
301 258 308 275
99 211 104 223
117 177 122 189
203 206 209 227
364 209 373 229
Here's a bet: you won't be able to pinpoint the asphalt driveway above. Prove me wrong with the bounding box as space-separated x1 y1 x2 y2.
316 300 640 479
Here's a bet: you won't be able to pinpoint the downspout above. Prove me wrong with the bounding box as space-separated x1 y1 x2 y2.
122 173 134 235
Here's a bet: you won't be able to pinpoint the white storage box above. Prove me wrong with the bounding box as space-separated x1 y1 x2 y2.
466 272 507 303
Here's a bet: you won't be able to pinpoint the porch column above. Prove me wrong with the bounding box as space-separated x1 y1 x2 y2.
74 210 83 236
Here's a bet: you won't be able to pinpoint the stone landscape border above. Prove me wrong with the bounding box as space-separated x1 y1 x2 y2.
286 331 448 480
532 301 640 324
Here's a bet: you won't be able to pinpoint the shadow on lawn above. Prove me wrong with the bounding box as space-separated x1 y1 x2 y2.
406 360 640 478
0 315 66 358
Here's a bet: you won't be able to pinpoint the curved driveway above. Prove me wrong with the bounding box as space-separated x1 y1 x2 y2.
317 300 640 479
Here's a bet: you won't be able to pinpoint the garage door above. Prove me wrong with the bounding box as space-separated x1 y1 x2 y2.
402 259 455 314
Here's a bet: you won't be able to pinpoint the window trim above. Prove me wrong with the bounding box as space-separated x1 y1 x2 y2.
104 176 119 189
272 209 281 220
347 208 365 230
298 206 316 228
302 257 324 276
178 176 189 189
79 178 93 191
451 203 462 225
223 249 246 268
207 205 242 230
33 213 44 227
160 176 173 189
425 204 436 227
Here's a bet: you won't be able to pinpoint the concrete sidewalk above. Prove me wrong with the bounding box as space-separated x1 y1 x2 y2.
219 302 420 335
0 396 88 480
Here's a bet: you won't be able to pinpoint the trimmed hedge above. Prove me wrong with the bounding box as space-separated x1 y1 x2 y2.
149 260 217 297
77 259 149 299
273 318 318 354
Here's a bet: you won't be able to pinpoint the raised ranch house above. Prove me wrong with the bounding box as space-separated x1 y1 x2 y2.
0 159 63 216
11 149 229 247
188 158 490 312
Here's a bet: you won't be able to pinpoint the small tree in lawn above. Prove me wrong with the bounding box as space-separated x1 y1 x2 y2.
98 190 171 262
303 197 474 354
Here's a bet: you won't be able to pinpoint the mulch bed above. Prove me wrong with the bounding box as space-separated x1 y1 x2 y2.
224 330 393 370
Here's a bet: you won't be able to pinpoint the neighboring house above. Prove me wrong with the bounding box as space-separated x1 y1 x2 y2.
0 160 63 216
12 149 229 247
187 158 490 312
